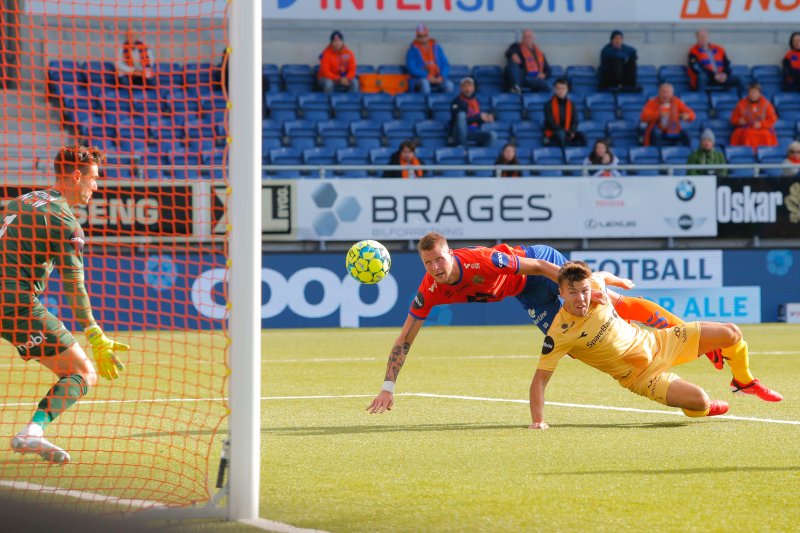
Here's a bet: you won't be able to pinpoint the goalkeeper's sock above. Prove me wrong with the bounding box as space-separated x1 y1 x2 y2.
721 339 754 385
613 296 681 329
31 374 88 430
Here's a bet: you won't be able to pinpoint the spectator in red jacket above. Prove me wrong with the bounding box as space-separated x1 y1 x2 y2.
783 32 800 92
640 83 696 147
318 31 359 94
688 29 743 93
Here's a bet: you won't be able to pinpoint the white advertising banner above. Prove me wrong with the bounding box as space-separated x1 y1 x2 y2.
263 0 799 23
295 176 717 241
570 250 723 289
623 287 762 323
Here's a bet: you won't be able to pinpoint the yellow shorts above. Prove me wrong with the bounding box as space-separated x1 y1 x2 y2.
628 323 701 405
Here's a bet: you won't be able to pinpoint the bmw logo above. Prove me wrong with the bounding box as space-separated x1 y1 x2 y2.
676 180 696 201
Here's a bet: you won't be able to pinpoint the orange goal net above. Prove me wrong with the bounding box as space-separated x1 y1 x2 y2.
0 0 231 514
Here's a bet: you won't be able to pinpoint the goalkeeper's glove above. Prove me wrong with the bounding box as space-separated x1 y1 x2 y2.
85 325 129 380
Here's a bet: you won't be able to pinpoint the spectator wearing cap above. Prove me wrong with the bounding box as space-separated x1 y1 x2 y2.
450 77 496 147
687 128 728 177
406 24 453 94
783 32 800 92
504 29 552 93
598 30 640 92
318 30 359 94
544 78 586 148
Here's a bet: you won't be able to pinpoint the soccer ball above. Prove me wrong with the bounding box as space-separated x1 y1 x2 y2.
346 240 391 284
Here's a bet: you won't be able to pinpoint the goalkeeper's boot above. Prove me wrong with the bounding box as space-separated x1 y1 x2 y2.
730 378 783 402
11 424 70 464
707 400 729 417
704 349 725 370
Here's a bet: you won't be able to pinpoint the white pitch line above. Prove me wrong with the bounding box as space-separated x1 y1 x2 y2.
0 480 165 509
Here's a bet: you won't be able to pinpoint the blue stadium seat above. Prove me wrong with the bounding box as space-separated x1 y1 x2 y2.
725 145 757 177
302 147 336 166
532 146 564 176
472 65 504 94
606 120 639 148
491 94 523 122
263 64 281 92
383 119 416 147
355 64 375 75
702 119 732 143
661 146 691 174
262 138 282 160
298 93 331 121
774 92 800 116
566 65 597 94
317 119 350 149
281 64 315 93
428 93 455 123
774 119 795 139
87 61 116 87
564 146 589 166
752 65 782 86
710 92 739 119
172 152 202 180
395 93 428 121
523 93 551 123
730 64 753 87
377 64 407 75
549 65 565 79
268 147 303 177
481 122 510 147
415 120 449 148
184 62 214 86
629 146 661 175
448 64 471 87
467 147 498 177
330 93 362 121
335 147 370 177
262 119 284 141
363 93 395 121
265 93 298 121
637 65 659 87
658 65 691 93
757 145 789 177
512 121 544 149
586 93 617 121
284 119 318 149
351 120 383 149
435 146 468 177
681 92 710 115
577 120 605 142
369 147 393 165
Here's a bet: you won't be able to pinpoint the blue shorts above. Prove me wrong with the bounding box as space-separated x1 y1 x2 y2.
513 245 567 334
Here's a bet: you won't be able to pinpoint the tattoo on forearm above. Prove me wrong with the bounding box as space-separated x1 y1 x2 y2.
384 343 410 382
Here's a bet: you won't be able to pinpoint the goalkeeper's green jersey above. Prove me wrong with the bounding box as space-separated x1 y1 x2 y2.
0 189 95 326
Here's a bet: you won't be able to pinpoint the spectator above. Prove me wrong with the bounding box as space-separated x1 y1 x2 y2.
495 143 522 177
383 140 424 178
640 83 696 147
582 139 622 176
782 141 800 177
116 28 154 86
688 29 744 93
504 29 552 94
544 78 586 148
598 30 640 92
450 77 496 147
687 128 728 177
318 31 359 94
406 24 453 94
730 83 778 150
782 32 800 92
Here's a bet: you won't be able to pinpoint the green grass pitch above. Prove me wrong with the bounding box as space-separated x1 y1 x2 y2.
1 324 799 531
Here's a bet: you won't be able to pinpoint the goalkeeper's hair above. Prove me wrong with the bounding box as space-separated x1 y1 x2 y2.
54 144 107 178
418 231 448 254
557 261 592 287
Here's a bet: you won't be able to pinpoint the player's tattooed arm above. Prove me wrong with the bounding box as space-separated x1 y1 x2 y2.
383 315 423 383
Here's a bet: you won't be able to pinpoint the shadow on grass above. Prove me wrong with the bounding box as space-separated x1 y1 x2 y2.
536 465 800 476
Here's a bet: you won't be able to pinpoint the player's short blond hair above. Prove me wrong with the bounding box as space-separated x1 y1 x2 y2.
557 261 592 286
417 232 448 253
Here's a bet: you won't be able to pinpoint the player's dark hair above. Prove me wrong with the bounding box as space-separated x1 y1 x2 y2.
54 144 106 178
554 77 568 87
558 261 592 287
418 232 447 253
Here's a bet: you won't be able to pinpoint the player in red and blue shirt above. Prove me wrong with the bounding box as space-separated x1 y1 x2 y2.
367 232 712 415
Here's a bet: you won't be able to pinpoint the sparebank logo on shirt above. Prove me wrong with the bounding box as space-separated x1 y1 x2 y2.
492 252 510 269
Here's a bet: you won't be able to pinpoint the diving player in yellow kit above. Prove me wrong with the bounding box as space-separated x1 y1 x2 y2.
529 261 782 429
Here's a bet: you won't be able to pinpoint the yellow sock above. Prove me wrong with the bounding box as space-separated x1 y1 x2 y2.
682 407 710 417
722 339 755 384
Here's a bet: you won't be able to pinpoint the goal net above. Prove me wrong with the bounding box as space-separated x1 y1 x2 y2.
0 0 232 514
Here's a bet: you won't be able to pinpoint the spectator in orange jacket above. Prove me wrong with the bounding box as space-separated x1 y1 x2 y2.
640 83 696 147
783 32 800 92
318 31 359 94
116 28 154 86
730 83 778 150
688 29 743 93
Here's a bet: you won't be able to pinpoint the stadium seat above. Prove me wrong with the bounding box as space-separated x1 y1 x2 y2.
297 93 331 121
577 120 605 144
532 146 565 176
268 147 303 177
658 65 691 93
606 120 639 148
362 93 395 121
757 145 790 177
467 147 498 177
263 64 281 93
710 92 739 119
637 65 659 88
265 93 298 121
284 119 317 141
302 147 336 166
549 65 565 79
660 146 691 174
428 93 455 123
566 65 597 94
774 119 795 139
629 146 661 175
522 93 550 123
752 65 783 86
564 146 589 174
262 118 284 141
434 146 468 177
369 147 393 165
351 120 383 149
383 119 416 147
415 120 449 148
335 147 370 177
491 94 523 123
377 64 407 75
512 121 544 149
482 122 510 147
184 62 214 87
472 65 504 94
730 64 753 87
448 64 471 87
317 119 351 149
586 92 617 121
395 93 428 121
330 93 363 121
725 145 757 177
774 92 800 116
355 64 375 75
281 64 315 93
702 119 732 143
681 92 710 115
86 61 116 87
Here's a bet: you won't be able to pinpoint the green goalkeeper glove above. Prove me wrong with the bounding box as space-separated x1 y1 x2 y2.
85 325 129 380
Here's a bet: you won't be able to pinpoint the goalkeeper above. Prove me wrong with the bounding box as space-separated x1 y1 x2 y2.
1 145 129 464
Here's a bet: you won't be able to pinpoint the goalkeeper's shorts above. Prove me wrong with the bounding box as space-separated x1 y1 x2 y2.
1 297 76 359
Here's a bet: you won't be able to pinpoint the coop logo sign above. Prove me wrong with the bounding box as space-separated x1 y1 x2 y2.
191 266 398 327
